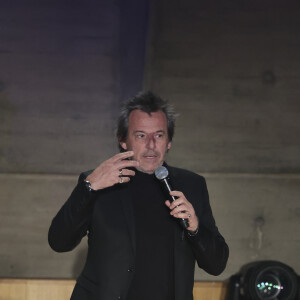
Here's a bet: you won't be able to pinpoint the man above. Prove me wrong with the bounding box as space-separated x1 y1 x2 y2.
48 91 229 300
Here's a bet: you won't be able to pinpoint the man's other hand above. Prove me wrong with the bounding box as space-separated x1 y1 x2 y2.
165 191 199 232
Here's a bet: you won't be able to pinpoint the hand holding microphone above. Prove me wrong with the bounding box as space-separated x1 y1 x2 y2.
155 166 198 231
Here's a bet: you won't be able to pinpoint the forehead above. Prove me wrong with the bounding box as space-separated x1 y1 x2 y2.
128 110 167 132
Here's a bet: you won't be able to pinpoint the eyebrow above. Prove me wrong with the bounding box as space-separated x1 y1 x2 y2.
133 130 165 134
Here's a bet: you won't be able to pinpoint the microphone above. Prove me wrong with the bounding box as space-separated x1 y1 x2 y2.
155 166 189 229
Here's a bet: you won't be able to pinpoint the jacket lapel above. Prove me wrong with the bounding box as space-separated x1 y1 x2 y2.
167 164 189 300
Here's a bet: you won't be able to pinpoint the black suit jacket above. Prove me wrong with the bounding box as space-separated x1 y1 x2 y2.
48 165 229 300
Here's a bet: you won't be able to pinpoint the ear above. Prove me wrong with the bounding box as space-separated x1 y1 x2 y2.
167 141 172 150
120 141 127 150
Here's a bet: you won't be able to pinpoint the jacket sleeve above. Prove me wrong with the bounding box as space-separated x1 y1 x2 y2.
186 176 229 276
48 172 96 252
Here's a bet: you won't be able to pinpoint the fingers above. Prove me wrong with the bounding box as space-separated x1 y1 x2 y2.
117 176 131 184
166 192 191 215
165 191 199 231
168 191 185 210
118 159 139 169
170 204 193 220
111 151 134 162
86 151 138 190
171 210 191 220
119 168 135 177
170 204 189 215
169 207 198 231
110 151 139 170
169 191 183 198
117 168 135 185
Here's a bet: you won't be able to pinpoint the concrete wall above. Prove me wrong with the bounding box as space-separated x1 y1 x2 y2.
0 0 299 282
0 0 122 278
146 0 300 280
0 1 121 175
0 0 149 278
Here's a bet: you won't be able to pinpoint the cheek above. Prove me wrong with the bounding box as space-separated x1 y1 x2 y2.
129 142 143 155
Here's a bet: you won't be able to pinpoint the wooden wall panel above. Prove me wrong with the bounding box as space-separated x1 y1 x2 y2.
0 279 74 300
0 279 226 300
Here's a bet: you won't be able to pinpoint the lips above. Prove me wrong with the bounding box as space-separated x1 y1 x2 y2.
143 151 159 159
143 155 157 159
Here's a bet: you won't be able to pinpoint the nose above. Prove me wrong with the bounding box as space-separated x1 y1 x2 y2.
146 133 156 150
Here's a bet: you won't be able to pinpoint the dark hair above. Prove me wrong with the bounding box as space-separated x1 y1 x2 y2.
117 91 176 150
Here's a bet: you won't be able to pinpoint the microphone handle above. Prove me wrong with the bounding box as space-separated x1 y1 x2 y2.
162 178 189 229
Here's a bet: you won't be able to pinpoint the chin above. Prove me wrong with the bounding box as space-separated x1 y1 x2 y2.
137 165 155 174
136 156 164 174
138 162 163 174
137 162 159 174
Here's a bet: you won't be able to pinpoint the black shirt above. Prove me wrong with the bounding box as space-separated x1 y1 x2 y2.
125 170 176 300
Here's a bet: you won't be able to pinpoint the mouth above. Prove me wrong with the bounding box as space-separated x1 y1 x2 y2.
143 155 157 159
142 152 158 160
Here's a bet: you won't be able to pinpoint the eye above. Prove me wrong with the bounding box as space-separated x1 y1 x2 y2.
136 133 145 139
155 133 163 139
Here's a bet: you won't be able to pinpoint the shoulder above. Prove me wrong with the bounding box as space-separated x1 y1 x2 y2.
168 165 204 180
166 165 209 205
167 165 206 186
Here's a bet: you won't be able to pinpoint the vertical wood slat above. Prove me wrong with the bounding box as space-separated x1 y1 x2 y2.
0 279 227 300
0 279 74 300
193 282 227 300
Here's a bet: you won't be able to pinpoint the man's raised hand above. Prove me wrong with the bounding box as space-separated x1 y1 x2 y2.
85 151 139 190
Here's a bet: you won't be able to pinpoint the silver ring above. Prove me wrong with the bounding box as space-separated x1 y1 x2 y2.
187 213 191 218
119 169 123 176
119 177 123 184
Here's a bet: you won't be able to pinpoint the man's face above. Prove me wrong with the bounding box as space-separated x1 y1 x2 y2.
120 109 172 174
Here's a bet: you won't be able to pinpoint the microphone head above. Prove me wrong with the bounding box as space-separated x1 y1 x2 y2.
155 166 169 180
